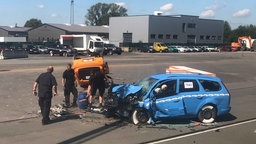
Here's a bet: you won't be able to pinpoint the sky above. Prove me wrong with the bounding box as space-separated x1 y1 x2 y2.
0 0 255 29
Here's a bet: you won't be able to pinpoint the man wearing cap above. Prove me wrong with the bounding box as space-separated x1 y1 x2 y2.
33 66 58 125
62 63 78 107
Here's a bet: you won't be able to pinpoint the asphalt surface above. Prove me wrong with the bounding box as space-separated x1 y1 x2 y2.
0 52 256 144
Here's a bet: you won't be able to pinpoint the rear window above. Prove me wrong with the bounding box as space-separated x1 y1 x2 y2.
199 79 221 91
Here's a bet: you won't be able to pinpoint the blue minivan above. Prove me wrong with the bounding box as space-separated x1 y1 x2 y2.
105 67 231 125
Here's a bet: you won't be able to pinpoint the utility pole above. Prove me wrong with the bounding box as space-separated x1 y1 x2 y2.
70 0 74 24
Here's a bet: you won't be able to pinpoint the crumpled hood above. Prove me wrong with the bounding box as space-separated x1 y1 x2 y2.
112 84 142 99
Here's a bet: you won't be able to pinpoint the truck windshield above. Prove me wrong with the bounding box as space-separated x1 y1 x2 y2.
95 42 103 47
134 77 158 97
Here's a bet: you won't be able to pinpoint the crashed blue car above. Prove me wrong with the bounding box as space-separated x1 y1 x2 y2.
104 66 231 125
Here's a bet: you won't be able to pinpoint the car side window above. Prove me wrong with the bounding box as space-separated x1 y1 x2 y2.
179 79 199 93
155 80 177 98
199 79 221 91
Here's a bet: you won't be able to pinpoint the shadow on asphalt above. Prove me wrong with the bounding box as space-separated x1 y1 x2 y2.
57 120 127 144
50 114 81 124
215 113 237 122
52 112 236 143
143 113 237 126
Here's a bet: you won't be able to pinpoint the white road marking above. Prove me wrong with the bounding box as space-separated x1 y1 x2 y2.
148 119 256 144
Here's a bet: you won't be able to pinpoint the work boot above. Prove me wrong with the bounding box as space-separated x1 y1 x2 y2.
42 118 51 125
86 103 92 112
64 103 70 108
98 103 104 111
72 102 77 107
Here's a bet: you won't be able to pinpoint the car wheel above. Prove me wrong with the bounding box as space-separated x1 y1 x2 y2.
50 51 54 56
198 105 216 123
132 109 150 125
109 50 113 55
63 52 67 57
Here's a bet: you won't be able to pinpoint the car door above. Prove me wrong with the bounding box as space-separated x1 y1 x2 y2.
152 80 186 118
178 79 202 116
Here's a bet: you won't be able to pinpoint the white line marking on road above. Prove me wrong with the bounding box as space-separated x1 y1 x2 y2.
148 119 256 144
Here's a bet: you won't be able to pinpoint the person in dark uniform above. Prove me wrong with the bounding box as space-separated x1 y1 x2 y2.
33 66 58 125
87 70 106 110
62 63 78 107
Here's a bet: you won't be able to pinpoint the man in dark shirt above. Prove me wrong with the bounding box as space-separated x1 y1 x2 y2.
33 66 58 125
88 70 105 110
62 63 78 107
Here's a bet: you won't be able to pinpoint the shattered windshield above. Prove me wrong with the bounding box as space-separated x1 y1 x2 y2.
134 77 158 97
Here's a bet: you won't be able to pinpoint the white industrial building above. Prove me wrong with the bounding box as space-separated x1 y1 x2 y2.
109 15 224 46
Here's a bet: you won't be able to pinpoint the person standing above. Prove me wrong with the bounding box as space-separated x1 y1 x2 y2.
33 66 58 125
87 70 106 110
62 63 78 107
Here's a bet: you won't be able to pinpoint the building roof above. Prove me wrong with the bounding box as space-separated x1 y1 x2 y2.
0 26 31 32
38 23 109 33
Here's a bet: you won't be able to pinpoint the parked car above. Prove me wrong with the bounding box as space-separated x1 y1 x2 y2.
105 66 231 125
230 46 240 52
137 45 153 53
191 46 203 52
166 44 179 53
36 45 48 54
184 46 194 52
103 43 122 55
204 46 218 52
175 46 187 53
25 45 40 54
47 45 77 56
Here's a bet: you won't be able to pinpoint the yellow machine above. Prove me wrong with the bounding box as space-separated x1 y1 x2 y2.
153 42 168 52
72 56 109 88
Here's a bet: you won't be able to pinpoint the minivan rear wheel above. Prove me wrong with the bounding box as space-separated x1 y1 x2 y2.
198 105 216 123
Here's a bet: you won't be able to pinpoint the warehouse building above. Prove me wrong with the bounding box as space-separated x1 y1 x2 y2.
28 23 109 42
109 15 224 46
0 26 30 37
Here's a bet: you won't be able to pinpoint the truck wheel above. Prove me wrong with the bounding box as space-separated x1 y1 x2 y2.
198 105 216 123
50 51 54 56
132 109 150 125
241 47 246 51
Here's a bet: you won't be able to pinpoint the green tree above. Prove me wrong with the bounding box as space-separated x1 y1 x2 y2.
223 21 232 44
24 18 42 28
229 24 256 43
85 3 128 26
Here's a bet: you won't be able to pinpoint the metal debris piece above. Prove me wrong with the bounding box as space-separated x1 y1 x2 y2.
50 104 67 117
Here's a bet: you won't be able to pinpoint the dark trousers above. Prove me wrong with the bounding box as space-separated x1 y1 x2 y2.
64 86 78 105
38 97 52 123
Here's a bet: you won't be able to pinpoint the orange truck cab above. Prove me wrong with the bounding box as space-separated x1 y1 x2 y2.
72 56 109 88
